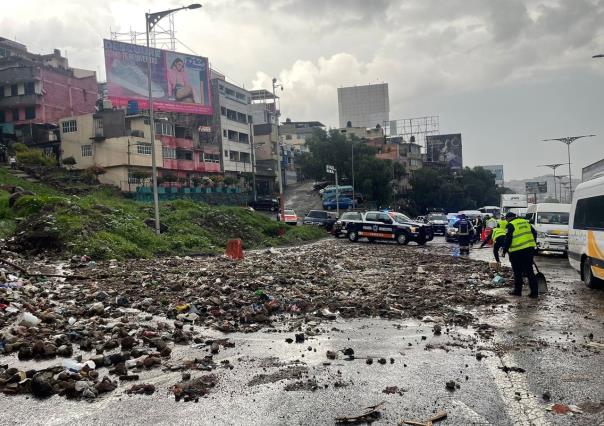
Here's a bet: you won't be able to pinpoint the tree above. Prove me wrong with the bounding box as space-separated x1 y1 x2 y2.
62 156 77 170
298 129 403 204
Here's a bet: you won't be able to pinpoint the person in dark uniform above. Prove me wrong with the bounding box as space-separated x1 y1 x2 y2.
480 218 508 263
455 214 474 255
502 212 539 298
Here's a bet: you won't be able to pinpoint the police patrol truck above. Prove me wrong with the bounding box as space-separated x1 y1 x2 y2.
347 211 433 245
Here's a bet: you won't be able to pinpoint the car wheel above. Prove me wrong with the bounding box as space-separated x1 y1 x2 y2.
367 238 375 243
396 232 409 245
582 258 602 288
417 237 427 246
348 230 359 242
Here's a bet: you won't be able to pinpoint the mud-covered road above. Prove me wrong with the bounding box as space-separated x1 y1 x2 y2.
0 237 602 425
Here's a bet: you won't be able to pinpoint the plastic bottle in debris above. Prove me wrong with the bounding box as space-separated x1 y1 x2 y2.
492 274 505 285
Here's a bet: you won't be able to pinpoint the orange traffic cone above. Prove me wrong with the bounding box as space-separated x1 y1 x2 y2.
225 239 244 260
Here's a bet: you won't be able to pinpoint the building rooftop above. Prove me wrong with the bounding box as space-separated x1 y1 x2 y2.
250 89 278 102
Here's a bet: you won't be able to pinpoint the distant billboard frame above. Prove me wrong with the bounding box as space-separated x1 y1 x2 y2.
103 39 212 115
426 133 463 170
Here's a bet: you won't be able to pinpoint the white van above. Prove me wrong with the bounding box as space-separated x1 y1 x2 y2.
525 203 570 254
568 175 604 287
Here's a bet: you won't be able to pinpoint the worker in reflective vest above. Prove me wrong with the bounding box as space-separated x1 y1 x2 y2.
480 219 508 262
502 212 539 298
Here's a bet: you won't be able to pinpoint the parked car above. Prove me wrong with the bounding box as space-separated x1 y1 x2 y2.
303 210 338 230
346 211 433 245
279 209 298 225
425 212 448 235
322 197 355 210
333 211 364 238
568 173 604 288
249 197 279 211
313 181 330 191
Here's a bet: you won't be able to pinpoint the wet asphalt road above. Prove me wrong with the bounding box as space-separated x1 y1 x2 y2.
1 237 603 425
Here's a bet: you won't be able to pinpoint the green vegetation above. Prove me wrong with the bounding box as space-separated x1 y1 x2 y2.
13 143 56 167
409 166 506 214
0 168 325 260
297 129 405 205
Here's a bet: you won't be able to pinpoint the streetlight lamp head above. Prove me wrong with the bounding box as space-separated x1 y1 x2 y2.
272 77 277 84
188 3 202 9
593 54 604 58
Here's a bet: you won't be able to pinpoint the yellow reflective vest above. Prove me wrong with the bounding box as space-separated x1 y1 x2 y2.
491 220 507 240
508 218 537 252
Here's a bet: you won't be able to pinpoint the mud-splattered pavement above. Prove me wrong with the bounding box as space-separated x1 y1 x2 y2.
1 237 602 425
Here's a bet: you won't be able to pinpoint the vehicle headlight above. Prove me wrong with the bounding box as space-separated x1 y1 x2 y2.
410 226 418 233
538 232 547 239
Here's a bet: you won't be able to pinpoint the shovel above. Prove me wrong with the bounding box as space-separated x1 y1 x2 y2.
533 261 548 293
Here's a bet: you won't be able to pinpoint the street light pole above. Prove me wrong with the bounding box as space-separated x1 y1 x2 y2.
351 141 355 209
542 135 595 201
145 3 201 235
272 78 284 220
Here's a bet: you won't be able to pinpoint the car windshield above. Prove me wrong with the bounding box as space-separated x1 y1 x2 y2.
284 210 295 215
308 211 326 218
428 214 446 221
392 213 412 223
341 212 361 220
537 212 569 225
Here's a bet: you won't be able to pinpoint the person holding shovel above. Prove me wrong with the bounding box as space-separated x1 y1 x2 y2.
501 212 539 298
480 217 508 263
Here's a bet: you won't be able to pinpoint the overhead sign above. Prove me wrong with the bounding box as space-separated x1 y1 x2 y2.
103 39 212 115
326 165 335 174
525 181 547 193
426 134 463 170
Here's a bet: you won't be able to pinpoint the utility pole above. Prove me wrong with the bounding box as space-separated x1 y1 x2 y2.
272 78 284 219
145 3 201 234
351 141 355 209
542 135 595 201
249 121 257 201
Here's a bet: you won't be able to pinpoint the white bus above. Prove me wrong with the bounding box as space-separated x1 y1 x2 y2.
525 203 570 254
568 174 604 287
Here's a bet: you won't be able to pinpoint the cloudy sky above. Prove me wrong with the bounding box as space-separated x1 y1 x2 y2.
3 0 604 180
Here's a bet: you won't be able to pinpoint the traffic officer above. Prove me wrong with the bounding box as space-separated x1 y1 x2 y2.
455 214 474 255
501 212 539 298
480 217 508 263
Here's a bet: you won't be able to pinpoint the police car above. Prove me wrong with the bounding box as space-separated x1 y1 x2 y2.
346 211 433 245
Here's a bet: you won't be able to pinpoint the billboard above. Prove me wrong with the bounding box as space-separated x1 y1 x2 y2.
103 39 212 115
426 133 463 169
525 181 547 194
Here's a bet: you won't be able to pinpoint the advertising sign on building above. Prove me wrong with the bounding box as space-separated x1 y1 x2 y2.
103 39 212 115
525 181 547 193
426 134 463 169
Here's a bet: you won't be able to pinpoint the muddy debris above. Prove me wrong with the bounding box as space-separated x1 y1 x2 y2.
172 374 217 402
126 383 156 395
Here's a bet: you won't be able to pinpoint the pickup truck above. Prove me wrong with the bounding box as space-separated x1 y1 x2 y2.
302 210 338 231
346 211 434 245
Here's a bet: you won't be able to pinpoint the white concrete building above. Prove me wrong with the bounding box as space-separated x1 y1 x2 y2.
337 83 389 129
211 78 254 175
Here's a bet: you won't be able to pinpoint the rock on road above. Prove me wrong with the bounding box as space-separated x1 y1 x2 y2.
0 237 602 426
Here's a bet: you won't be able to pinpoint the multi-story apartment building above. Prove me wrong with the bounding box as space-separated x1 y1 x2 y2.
369 136 423 191
59 108 220 192
280 119 324 153
0 37 98 158
211 78 254 177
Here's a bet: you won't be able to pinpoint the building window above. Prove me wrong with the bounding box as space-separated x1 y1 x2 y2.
155 121 174 136
223 129 227 137
238 132 249 144
240 152 251 163
0 111 5 123
12 109 19 121
228 130 238 141
221 107 226 116
225 88 235 96
25 82 35 95
176 149 193 161
162 147 176 159
25 106 36 120
285 134 292 140
202 152 220 163
137 143 152 155
81 145 92 157
224 150 228 157
229 150 239 161
62 120 77 133
10 84 18 96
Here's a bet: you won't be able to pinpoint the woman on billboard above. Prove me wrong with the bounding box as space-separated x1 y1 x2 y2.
167 57 195 103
